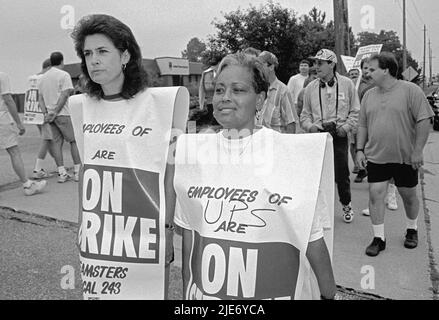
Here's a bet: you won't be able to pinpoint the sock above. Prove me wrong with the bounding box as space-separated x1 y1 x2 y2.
406 218 418 231
23 180 32 188
58 166 67 175
74 164 81 174
372 224 385 241
34 158 44 172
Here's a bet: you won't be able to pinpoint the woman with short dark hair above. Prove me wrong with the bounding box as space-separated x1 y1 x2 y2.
71 14 148 100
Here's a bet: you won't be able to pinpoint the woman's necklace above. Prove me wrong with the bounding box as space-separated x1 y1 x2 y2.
220 131 255 157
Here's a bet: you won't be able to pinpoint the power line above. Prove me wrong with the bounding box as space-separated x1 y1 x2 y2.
395 0 423 47
411 1 425 26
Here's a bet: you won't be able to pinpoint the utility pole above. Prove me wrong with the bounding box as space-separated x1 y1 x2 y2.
423 25 426 89
333 0 348 73
402 0 407 72
429 39 432 85
344 0 351 57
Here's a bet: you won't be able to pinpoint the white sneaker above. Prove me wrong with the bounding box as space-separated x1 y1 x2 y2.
74 172 80 182
24 180 47 196
386 192 398 210
58 172 72 183
32 169 50 179
342 203 354 223
362 208 370 216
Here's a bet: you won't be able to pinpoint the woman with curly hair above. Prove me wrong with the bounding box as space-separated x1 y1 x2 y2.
68 14 188 300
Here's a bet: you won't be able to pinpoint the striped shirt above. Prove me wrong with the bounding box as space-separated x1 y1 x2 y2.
262 78 298 133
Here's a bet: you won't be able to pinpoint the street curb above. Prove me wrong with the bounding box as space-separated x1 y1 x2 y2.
0 205 78 231
420 169 439 300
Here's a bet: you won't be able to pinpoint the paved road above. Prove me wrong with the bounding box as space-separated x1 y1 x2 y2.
1 119 439 300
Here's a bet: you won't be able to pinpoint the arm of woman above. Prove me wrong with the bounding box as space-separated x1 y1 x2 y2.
181 227 193 298
164 161 176 266
306 238 337 299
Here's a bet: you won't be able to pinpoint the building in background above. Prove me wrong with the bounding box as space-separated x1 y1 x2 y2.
64 56 202 96
14 57 203 112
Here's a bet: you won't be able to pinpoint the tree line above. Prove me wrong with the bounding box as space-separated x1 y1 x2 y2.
182 2 420 83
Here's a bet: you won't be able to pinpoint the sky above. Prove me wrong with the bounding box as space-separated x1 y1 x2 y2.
1 0 438 93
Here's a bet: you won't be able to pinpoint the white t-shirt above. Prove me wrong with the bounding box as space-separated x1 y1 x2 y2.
0 72 14 124
287 73 308 104
38 67 73 116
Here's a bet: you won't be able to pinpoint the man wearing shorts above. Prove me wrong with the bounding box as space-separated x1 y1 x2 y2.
0 71 47 195
27 58 56 179
356 52 434 256
38 51 81 182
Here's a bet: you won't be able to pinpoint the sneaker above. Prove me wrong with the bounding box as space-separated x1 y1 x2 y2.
74 172 80 182
362 208 370 216
354 169 367 183
342 204 354 223
24 180 47 196
365 237 386 256
386 192 398 210
404 229 418 249
58 172 72 183
32 169 50 179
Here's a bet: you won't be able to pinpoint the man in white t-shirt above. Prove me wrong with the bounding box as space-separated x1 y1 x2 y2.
0 71 47 195
28 58 57 179
38 51 81 182
287 59 310 115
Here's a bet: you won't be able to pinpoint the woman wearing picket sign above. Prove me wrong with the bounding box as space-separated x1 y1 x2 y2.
68 14 189 300
173 52 337 300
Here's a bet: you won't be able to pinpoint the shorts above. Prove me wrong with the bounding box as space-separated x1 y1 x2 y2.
0 123 18 149
367 162 418 188
37 123 53 140
50 115 75 143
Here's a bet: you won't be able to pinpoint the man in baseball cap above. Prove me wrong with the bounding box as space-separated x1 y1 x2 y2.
311 49 338 64
301 48 360 223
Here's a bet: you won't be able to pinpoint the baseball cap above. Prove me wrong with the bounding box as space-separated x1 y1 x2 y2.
310 49 338 64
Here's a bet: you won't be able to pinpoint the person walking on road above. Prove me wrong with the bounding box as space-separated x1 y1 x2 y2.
69 14 186 299
356 52 434 257
38 51 81 183
357 58 398 216
296 66 318 120
348 68 360 85
287 59 310 114
0 71 47 195
301 49 360 223
258 50 298 133
28 58 57 179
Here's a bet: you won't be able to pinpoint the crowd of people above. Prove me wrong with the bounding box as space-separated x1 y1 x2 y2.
0 13 435 299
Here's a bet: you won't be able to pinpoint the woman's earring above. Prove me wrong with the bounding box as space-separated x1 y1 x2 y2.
122 63 127 71
255 105 263 126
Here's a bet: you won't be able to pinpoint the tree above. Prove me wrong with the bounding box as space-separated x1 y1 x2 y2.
202 1 302 82
201 3 351 82
182 37 206 62
356 30 420 79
